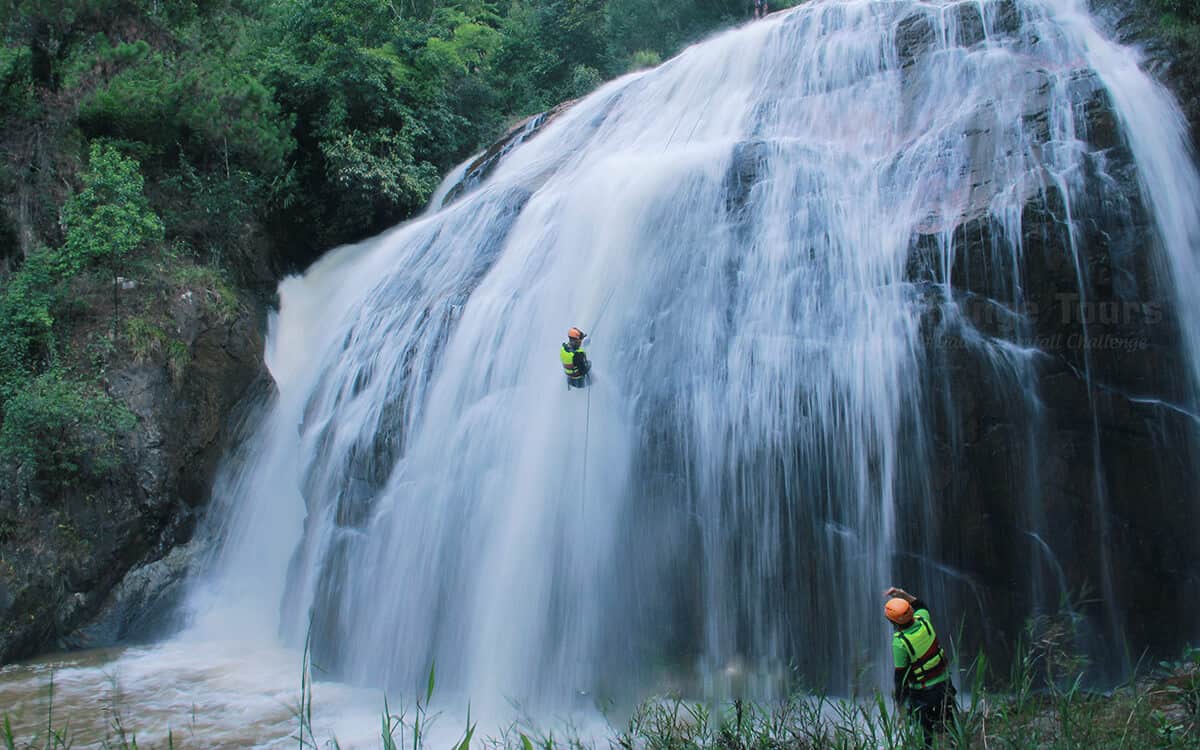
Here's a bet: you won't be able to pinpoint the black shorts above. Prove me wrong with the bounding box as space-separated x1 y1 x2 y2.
906 680 957 735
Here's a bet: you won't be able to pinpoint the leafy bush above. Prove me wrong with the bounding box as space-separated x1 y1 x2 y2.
125 317 189 381
0 44 33 120
0 372 135 488
171 62 295 176
320 128 441 217
627 49 662 71
569 63 602 97
1158 0 1200 24
75 48 177 144
78 43 294 188
0 142 158 487
0 248 57 398
157 154 274 264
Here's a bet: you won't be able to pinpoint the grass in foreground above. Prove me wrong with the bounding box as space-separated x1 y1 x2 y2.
2 643 1197 749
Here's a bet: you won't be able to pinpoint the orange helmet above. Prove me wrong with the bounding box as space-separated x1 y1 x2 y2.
885 598 914 626
568 327 585 341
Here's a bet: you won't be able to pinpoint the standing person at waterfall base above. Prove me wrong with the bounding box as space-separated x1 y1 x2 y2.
885 586 956 748
561 327 591 388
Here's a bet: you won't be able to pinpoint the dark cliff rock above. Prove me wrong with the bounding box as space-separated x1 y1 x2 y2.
677 1 1200 684
893 13 1200 674
909 175 1200 673
0 283 266 664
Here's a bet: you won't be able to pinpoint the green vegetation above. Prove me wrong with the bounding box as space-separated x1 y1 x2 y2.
3 0 771 270
60 142 163 280
1155 0 1200 32
1153 0 1200 78
125 317 189 382
0 372 134 489
0 0 776 501
0 140 156 491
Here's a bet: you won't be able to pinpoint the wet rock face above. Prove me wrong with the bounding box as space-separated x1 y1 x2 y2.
64 540 204 649
0 292 266 664
703 0 1200 677
895 0 1021 69
910 186 1200 672
900 62 1200 672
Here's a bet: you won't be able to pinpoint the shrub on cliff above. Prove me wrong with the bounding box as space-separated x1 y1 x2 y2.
0 249 56 399
0 372 134 492
0 142 160 493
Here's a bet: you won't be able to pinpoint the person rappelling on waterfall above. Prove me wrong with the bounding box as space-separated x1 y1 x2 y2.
561 327 591 389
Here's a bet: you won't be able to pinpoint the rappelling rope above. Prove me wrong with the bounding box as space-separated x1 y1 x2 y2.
663 86 718 151
582 385 592 509
590 287 617 337
579 288 613 510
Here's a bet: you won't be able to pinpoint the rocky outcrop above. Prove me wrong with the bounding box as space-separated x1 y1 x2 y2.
63 539 202 648
0 284 266 664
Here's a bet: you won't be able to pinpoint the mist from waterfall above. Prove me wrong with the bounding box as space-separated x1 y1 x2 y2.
188 0 1200 713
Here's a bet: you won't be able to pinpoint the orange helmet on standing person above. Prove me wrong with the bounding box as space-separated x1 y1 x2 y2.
568 327 585 341
885 597 914 625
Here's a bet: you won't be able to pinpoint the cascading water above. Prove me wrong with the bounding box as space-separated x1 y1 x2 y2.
190 0 1200 717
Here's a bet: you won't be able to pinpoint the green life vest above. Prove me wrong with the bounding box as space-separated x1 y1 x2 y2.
561 343 586 377
893 610 948 690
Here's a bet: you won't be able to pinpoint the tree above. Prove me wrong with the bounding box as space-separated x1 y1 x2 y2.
60 141 162 277
60 141 162 338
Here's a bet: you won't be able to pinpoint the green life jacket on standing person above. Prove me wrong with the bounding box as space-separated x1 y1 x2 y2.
892 605 949 693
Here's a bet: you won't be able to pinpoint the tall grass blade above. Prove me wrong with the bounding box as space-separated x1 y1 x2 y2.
381 695 397 750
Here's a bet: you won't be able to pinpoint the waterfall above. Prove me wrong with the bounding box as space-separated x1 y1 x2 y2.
192 0 1200 710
